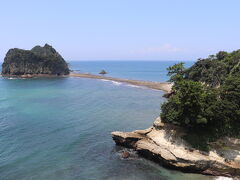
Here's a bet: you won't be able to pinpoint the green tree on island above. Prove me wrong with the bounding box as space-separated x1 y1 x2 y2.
161 52 240 150
167 62 185 83
99 70 107 75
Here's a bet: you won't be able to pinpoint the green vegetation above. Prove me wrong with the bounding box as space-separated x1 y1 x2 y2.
161 50 240 151
167 62 186 83
2 44 69 75
186 50 240 87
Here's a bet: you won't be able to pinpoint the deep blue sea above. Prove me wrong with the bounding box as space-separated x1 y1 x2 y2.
0 61 218 180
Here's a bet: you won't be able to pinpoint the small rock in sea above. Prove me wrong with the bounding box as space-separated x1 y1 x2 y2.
122 151 130 159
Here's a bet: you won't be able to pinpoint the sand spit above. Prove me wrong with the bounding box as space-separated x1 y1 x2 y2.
69 73 172 93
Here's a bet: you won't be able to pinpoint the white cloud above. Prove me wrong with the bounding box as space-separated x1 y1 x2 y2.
135 44 184 55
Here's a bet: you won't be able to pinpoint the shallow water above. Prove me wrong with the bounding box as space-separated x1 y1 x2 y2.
0 77 215 180
0 61 218 180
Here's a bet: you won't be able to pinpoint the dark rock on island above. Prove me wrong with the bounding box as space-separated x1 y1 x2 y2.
1 44 69 76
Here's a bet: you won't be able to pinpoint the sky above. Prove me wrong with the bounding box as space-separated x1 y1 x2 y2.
0 0 240 61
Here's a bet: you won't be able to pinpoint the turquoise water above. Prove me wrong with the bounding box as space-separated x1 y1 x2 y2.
0 61 214 180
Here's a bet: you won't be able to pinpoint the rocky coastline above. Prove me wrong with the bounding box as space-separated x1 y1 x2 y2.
1 73 68 78
112 117 240 178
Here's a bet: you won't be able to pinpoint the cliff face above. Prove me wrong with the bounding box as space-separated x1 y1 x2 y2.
112 117 240 178
1 44 69 76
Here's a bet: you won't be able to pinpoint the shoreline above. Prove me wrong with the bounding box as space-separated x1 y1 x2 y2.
1 74 65 78
69 73 173 93
112 117 240 178
1 72 173 92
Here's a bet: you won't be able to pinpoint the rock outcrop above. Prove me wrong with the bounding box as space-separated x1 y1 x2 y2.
112 117 240 178
1 44 69 76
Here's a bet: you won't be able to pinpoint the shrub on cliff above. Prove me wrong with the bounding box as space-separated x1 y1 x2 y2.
161 59 240 150
167 62 185 83
216 75 240 136
161 80 210 127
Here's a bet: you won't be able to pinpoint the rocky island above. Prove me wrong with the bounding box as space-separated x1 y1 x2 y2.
1 44 69 77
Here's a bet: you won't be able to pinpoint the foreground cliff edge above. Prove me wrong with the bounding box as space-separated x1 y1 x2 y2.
1 44 69 76
112 117 240 178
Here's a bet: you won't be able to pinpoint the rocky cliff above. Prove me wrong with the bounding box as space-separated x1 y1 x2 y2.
112 117 240 178
1 44 69 76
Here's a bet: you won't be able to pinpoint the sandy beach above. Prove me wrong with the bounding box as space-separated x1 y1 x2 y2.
69 73 173 93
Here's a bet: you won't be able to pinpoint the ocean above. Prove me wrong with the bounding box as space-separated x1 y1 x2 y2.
0 61 219 180
69 61 194 82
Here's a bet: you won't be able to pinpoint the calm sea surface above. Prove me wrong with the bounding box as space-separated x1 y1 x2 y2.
0 61 217 180
69 61 194 82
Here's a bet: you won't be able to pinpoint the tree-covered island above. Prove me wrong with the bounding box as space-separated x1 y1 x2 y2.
1 44 69 76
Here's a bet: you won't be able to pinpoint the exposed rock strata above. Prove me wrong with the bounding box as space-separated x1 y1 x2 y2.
112 117 240 178
2 44 69 76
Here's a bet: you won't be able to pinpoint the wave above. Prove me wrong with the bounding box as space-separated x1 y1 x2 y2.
100 79 122 86
115 148 138 160
100 79 144 89
99 79 158 90
100 79 110 82
112 81 122 86
125 84 144 89
4 77 28 80
215 177 233 180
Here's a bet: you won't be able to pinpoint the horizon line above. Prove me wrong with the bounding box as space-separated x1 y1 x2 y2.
0 59 196 63
66 59 195 62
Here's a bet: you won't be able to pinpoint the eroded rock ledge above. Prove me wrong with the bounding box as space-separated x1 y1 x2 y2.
111 117 240 178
